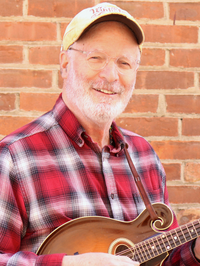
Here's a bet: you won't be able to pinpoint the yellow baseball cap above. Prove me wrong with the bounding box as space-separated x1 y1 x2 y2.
62 2 144 52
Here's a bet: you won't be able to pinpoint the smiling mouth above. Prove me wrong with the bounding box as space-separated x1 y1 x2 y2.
94 88 117 95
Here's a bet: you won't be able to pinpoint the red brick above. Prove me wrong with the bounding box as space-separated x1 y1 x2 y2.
116 117 178 137
29 46 60 65
170 3 200 21
140 48 165 66
136 71 194 90
0 94 16 111
28 0 95 17
107 1 164 19
58 71 63 89
0 116 34 136
0 0 23 16
142 25 198 44
182 118 200 136
151 141 200 160
170 49 200 68
20 93 59 112
176 209 200 225
168 186 200 204
0 22 56 41
166 95 200 114
124 94 159 113
0 46 23 63
60 23 69 40
163 163 181 181
0 70 52 88
184 163 200 182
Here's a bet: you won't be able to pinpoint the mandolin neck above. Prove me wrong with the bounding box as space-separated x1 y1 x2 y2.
133 219 200 263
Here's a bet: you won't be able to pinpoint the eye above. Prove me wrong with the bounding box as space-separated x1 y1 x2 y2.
87 52 105 63
117 58 132 69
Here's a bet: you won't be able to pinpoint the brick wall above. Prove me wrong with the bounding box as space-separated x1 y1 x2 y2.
0 0 200 225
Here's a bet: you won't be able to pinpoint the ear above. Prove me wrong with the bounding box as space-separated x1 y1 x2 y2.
60 51 69 79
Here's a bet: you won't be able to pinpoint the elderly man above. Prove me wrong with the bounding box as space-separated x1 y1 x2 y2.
0 2 200 266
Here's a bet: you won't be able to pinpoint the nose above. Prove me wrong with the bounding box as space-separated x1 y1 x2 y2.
98 59 119 83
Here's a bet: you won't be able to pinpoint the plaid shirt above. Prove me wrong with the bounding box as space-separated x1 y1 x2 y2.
0 94 199 265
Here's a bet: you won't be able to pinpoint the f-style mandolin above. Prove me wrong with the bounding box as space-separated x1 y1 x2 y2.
37 203 200 266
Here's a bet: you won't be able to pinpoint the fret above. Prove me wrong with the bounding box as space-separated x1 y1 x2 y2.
134 244 147 263
189 223 198 238
193 220 200 236
160 233 171 252
133 249 142 263
165 231 176 249
158 234 168 253
145 238 158 258
181 225 193 242
170 230 181 247
135 242 147 262
139 242 149 261
152 235 163 254
141 243 152 261
149 237 160 256
176 228 186 244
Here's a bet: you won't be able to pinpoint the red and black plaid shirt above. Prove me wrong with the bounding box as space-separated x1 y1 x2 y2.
0 94 198 265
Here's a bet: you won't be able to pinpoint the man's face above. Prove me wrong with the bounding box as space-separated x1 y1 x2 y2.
60 21 140 126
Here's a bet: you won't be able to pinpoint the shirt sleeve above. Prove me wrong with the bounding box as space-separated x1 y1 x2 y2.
0 253 65 266
163 240 200 266
0 144 65 265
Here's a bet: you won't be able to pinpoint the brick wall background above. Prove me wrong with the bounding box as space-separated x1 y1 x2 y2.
0 0 200 225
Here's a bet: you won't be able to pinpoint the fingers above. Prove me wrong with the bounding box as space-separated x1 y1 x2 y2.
116 255 140 265
62 253 140 266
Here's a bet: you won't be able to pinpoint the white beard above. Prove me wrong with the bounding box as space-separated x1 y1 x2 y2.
63 67 136 124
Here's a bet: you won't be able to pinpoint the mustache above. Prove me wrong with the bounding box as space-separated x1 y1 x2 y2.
90 80 125 93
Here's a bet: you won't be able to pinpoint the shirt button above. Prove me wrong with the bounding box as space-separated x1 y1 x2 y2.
104 153 110 159
111 193 115 199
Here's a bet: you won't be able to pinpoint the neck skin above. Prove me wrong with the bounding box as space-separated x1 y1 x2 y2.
62 92 112 149
82 120 111 149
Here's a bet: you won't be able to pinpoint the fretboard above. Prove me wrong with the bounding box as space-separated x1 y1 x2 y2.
132 219 200 263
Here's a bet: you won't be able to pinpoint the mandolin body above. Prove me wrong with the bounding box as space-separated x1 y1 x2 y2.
37 203 173 265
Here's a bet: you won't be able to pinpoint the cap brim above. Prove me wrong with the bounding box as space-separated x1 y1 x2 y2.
82 14 144 45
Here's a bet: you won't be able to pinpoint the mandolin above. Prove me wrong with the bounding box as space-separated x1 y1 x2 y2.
37 203 200 266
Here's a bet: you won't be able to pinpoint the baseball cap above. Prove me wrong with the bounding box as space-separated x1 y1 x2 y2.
61 2 144 52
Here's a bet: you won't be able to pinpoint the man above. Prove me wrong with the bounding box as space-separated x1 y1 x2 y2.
0 2 199 265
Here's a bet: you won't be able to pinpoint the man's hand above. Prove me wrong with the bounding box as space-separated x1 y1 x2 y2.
62 252 140 266
194 237 200 260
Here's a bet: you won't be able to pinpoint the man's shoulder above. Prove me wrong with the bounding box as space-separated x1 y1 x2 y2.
0 111 56 150
119 127 153 151
120 127 148 143
120 127 142 138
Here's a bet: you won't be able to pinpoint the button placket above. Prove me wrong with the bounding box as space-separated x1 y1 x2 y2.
102 151 124 220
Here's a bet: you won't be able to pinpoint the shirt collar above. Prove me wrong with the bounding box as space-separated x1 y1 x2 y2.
52 94 85 146
108 122 125 153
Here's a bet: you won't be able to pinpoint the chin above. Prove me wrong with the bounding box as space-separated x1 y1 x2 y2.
87 103 126 123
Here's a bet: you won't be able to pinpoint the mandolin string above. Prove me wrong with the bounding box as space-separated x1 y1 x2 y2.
115 219 200 261
115 231 175 259
115 242 148 260
115 231 163 257
115 245 150 263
